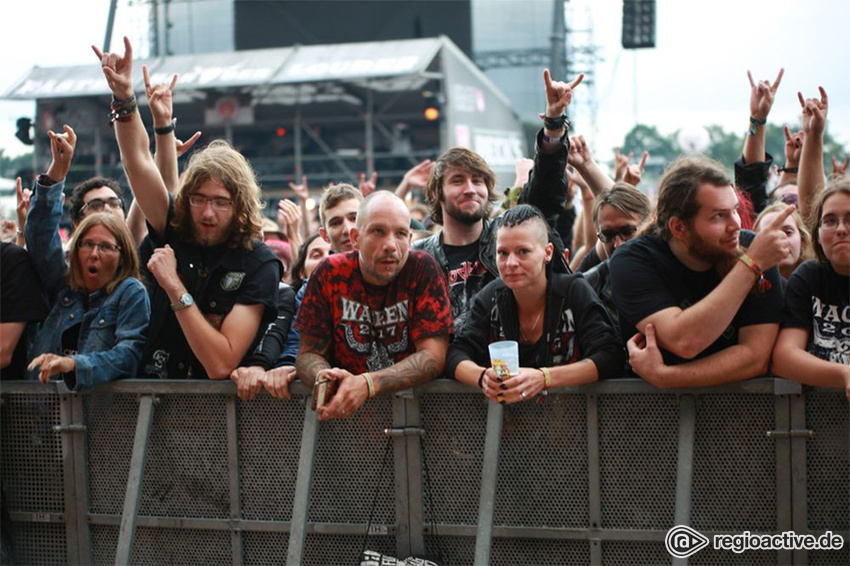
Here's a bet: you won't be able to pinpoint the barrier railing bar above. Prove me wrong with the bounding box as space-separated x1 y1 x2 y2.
285 399 319 566
114 394 156 566
71 393 93 564
392 394 412 558
672 394 696 566
88 513 396 534
586 394 602 565
58 393 81 566
404 395 426 556
790 393 809 566
473 401 503 566
774 395 793 566
225 396 243 566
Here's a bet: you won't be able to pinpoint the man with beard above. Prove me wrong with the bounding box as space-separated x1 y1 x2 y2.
296 192 452 420
414 69 580 333
610 156 793 388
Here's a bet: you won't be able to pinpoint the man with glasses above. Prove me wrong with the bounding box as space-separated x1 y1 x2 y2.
96 37 280 380
67 177 126 226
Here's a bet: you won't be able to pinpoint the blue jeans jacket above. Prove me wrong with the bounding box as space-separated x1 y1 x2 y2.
25 179 151 391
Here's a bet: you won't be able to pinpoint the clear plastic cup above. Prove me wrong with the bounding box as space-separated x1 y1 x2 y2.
488 340 519 380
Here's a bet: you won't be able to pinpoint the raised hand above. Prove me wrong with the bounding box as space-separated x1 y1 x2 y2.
623 151 649 186
175 130 202 158
613 148 632 181
46 125 77 182
568 135 593 169
147 245 182 296
542 68 584 119
358 171 377 197
783 126 804 168
92 36 134 100
748 68 783 121
143 65 178 128
277 199 302 238
513 158 534 188
15 177 32 230
831 155 849 177
402 160 434 188
289 175 309 202
798 86 828 137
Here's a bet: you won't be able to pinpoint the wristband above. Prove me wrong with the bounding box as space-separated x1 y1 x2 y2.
154 121 176 135
37 174 57 187
478 368 487 391
738 253 773 295
542 132 566 144
362 372 376 398
778 166 798 174
541 367 552 390
748 115 766 137
543 114 570 132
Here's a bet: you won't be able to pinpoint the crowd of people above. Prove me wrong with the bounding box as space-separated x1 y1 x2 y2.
1 37 848 409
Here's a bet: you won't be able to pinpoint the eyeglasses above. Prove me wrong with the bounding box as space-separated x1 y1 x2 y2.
77 239 121 253
82 197 124 213
819 213 850 231
597 225 638 244
189 195 233 211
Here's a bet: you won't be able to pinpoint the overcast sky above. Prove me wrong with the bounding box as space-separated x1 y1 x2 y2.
1 0 848 166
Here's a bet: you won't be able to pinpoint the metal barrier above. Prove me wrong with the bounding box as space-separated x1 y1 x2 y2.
1 378 847 565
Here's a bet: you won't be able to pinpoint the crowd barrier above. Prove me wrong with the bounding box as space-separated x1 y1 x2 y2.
0 378 847 566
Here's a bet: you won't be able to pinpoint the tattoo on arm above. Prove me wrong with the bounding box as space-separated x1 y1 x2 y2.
372 350 441 395
296 334 331 387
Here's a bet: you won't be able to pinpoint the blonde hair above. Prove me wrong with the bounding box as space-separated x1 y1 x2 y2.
67 212 140 294
171 140 263 249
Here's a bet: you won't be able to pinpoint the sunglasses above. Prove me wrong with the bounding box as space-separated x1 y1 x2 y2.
597 225 638 244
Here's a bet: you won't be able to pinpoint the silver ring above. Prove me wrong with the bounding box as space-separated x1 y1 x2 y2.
521 391 526 399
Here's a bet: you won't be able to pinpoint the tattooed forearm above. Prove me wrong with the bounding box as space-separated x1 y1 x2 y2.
372 350 442 395
296 334 331 387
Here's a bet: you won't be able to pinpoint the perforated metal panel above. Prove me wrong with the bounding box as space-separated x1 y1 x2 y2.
599 394 677 529
808 547 850 566
494 394 588 528
689 547 776 565
85 393 137 514
0 394 65 514
806 393 848 532
138 395 230 518
601 540 670 565
308 396 394 524
419 393 487 525
424 534 474 565
90 524 118 566
89 523 231 565
303 533 395 565
243 531 290 565
692 394 777 531
9 523 67 565
490 537 589 565
239 395 306 521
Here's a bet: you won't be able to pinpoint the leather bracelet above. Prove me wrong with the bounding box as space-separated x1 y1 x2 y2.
478 368 487 391
543 114 570 131
154 121 176 135
778 166 798 173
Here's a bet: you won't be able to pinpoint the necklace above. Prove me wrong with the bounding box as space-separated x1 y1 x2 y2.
519 308 544 344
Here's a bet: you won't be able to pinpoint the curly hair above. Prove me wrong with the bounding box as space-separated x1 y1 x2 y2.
67 212 140 295
67 177 124 224
646 155 733 240
424 147 498 225
171 140 263 249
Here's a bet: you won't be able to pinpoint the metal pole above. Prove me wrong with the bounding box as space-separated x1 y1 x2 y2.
551 0 566 74
671 394 696 566
586 395 602 565
103 0 118 53
226 397 243 566
365 88 375 178
473 401 503 566
58 393 80 565
114 395 156 566
286 401 319 566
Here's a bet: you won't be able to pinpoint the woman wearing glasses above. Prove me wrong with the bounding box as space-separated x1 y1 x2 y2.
772 181 850 400
25 126 150 390
447 205 624 402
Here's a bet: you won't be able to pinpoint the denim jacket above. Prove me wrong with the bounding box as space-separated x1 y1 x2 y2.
25 179 150 391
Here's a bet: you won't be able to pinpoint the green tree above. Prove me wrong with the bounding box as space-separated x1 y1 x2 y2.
0 149 34 178
620 124 679 162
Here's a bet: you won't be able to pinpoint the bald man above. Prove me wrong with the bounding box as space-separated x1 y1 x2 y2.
295 192 453 420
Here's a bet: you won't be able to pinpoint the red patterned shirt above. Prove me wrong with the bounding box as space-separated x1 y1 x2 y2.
295 251 453 373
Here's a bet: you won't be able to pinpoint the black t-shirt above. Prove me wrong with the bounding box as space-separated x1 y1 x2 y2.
0 243 49 380
443 241 488 334
139 205 281 379
577 246 601 273
783 259 850 365
610 233 784 365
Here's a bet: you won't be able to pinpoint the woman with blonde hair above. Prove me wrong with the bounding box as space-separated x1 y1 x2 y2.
754 202 812 280
26 210 150 391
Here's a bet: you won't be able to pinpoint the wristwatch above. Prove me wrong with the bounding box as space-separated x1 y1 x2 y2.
170 292 194 312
